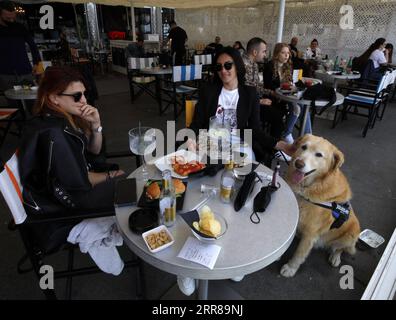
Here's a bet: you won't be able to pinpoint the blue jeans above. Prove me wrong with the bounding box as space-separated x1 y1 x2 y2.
284 104 312 137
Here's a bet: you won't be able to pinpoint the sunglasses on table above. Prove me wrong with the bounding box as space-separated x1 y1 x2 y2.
58 91 87 102
215 61 234 72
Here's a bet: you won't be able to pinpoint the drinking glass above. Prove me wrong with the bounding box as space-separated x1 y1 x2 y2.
128 127 156 181
208 116 231 161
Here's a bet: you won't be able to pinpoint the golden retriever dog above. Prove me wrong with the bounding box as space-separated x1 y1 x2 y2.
281 134 360 277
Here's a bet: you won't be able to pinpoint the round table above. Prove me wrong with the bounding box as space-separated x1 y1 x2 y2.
315 70 361 90
275 88 344 136
5 88 37 114
115 163 299 300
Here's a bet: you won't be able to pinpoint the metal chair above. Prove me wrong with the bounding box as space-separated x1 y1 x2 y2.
127 57 158 103
0 152 145 300
160 64 202 120
193 54 213 81
334 71 390 137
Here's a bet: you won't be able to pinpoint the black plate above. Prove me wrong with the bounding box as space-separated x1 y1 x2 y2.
128 208 158 234
137 180 187 211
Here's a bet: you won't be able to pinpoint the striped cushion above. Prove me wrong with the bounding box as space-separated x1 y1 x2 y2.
345 94 380 104
0 152 27 225
128 57 158 70
172 65 202 82
194 54 212 65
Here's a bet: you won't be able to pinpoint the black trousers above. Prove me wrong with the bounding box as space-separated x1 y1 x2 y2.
260 104 286 140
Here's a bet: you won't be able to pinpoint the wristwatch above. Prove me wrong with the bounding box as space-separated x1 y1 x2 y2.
93 125 103 133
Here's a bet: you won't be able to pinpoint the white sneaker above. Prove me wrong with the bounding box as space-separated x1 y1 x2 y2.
177 276 196 296
230 275 245 282
274 151 291 162
283 133 294 144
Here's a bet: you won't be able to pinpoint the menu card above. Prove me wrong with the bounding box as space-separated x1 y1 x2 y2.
177 237 221 270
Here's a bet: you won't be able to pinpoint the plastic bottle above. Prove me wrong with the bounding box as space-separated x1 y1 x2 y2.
220 161 236 203
333 56 339 71
159 170 176 227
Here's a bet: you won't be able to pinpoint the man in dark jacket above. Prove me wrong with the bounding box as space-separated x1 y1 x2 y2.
167 21 188 66
0 1 41 92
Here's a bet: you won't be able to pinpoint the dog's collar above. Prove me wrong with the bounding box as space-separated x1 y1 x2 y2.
301 197 351 229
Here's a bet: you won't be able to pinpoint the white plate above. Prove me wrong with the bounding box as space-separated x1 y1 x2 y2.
142 225 175 253
153 149 204 179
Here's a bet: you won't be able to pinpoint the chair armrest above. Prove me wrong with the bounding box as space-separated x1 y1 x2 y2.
24 207 115 224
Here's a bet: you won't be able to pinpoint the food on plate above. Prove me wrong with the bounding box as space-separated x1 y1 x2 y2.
305 79 313 87
281 82 291 90
172 157 206 176
146 182 161 200
192 205 221 237
173 178 186 194
146 179 185 200
145 230 172 250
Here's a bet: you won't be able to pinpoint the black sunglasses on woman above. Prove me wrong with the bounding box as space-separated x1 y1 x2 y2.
58 91 88 102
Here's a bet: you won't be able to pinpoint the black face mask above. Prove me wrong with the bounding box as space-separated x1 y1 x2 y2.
250 185 279 224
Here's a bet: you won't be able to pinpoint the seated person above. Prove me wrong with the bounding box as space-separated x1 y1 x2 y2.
385 43 393 64
304 39 321 60
264 43 313 148
289 36 304 69
355 38 387 80
19 66 124 243
178 47 294 296
126 37 145 58
233 41 246 56
205 36 223 56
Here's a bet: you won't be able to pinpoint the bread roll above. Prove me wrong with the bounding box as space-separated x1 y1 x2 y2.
172 179 186 194
146 182 160 199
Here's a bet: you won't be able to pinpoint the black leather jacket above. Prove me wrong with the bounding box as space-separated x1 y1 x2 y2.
19 113 93 215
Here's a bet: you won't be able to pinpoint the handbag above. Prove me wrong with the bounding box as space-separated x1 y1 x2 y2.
302 84 336 115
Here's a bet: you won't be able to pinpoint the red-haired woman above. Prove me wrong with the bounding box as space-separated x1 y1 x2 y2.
19 66 124 219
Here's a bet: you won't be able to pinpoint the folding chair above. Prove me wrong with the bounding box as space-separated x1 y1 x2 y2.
0 108 21 147
160 64 202 120
194 54 213 81
0 152 145 300
334 71 389 137
127 57 158 103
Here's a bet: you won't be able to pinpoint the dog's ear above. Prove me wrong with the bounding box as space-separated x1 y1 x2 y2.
332 148 344 171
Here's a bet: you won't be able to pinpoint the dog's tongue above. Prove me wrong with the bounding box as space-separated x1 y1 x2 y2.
291 170 305 184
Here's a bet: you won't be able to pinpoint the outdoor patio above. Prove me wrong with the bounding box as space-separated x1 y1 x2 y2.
1 71 395 300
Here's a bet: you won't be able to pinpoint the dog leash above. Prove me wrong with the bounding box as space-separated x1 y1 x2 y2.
301 196 351 229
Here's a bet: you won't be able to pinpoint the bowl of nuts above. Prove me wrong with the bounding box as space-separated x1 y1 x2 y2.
142 225 174 253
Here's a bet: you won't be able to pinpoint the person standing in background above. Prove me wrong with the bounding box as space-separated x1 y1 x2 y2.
167 21 188 66
0 1 42 92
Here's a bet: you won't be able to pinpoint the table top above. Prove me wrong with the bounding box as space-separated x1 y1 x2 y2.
275 88 344 106
315 70 361 80
115 163 299 280
5 88 38 100
140 67 173 75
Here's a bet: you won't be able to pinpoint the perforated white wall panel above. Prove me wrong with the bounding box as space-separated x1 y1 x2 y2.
176 0 396 61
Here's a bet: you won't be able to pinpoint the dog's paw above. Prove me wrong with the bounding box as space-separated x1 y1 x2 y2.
329 253 341 267
280 264 297 277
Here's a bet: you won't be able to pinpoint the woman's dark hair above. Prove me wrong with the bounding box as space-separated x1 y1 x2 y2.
357 37 386 66
34 66 89 130
213 46 246 85
386 43 393 63
311 39 318 44
233 41 245 51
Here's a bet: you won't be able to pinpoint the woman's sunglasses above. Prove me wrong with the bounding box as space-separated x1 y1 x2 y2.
58 91 87 102
215 61 234 72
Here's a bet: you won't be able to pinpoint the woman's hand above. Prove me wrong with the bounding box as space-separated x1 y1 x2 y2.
80 104 101 128
88 170 125 187
275 140 297 157
260 98 272 106
186 138 197 152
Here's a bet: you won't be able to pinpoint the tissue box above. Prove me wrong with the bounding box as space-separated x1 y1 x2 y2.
144 34 159 41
